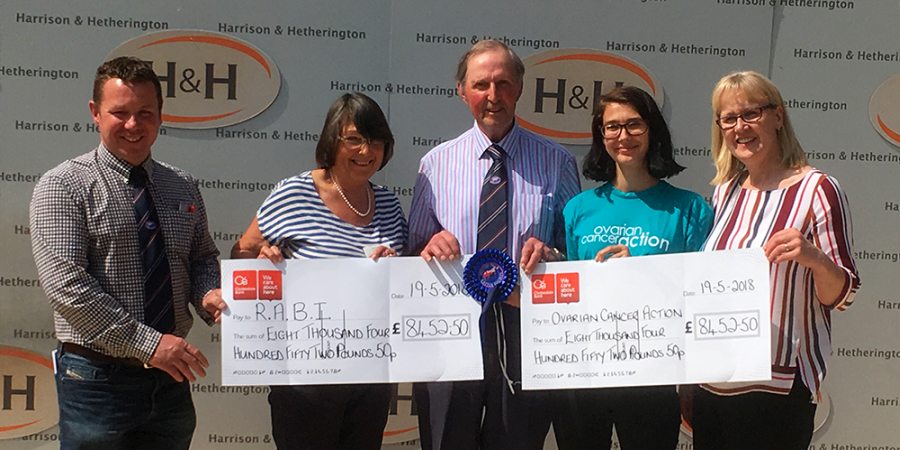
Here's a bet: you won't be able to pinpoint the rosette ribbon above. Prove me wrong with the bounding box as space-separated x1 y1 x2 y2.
463 249 518 342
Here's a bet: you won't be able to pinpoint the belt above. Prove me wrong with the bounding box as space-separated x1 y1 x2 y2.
58 342 148 369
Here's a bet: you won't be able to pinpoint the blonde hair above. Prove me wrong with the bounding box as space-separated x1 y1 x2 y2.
709 71 807 185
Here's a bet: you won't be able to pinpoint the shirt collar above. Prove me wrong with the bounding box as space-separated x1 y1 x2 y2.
471 120 521 161
97 143 155 181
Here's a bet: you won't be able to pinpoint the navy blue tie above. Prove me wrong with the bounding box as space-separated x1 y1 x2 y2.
477 145 517 397
130 166 175 334
477 144 509 251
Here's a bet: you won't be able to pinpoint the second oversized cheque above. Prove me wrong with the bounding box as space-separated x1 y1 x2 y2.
221 257 483 386
521 248 773 390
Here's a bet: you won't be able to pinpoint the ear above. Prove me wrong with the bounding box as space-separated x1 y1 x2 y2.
457 82 465 103
89 100 101 126
774 105 785 130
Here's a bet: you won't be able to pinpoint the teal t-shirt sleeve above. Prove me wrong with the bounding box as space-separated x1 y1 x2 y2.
686 195 714 251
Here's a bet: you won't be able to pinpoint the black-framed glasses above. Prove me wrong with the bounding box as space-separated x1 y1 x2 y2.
716 104 775 129
601 119 649 139
339 135 385 150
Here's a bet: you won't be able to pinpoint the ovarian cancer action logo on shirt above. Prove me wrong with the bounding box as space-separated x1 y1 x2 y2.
581 224 670 252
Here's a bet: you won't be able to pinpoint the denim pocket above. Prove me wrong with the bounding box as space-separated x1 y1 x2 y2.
57 352 113 383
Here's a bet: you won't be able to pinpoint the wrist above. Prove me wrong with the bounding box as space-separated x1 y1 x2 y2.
546 247 563 262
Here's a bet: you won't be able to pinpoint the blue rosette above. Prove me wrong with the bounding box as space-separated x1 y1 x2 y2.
463 249 518 305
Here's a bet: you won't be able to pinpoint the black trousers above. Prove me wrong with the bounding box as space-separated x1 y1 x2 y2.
691 375 816 450
268 383 391 450
413 303 553 450
553 385 681 450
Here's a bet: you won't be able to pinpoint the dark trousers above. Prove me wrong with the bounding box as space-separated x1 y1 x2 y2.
692 376 816 450
553 385 680 450
55 349 195 450
268 383 392 450
413 303 553 450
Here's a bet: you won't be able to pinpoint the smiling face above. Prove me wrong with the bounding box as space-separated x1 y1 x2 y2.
717 88 784 172
331 123 384 184
602 102 650 173
457 49 523 142
89 78 161 166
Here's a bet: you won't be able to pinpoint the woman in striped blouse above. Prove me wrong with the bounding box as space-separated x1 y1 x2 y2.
690 71 860 449
231 93 408 450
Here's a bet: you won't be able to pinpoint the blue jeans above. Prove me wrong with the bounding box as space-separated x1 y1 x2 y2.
55 350 196 450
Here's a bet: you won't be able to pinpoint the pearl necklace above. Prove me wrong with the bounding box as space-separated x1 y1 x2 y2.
331 172 372 217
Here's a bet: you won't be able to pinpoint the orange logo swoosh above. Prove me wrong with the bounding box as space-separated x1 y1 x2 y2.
0 420 41 432
162 109 244 123
517 116 593 140
383 426 418 437
0 346 53 369
140 35 273 77
532 53 656 94
877 114 900 143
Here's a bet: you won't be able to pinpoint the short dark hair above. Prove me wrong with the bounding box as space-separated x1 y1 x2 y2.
583 86 684 182
455 39 525 85
316 92 395 170
93 56 163 112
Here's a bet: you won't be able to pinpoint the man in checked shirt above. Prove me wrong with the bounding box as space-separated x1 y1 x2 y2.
30 56 226 450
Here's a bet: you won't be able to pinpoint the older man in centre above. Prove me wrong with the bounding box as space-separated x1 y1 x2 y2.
408 39 581 450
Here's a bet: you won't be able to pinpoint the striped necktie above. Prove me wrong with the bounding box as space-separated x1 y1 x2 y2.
130 166 175 334
477 144 509 252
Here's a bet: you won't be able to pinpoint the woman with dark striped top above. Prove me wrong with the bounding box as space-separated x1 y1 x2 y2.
231 93 408 450
689 71 860 450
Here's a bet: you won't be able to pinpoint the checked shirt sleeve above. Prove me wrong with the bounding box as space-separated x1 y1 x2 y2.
186 180 221 325
30 173 161 362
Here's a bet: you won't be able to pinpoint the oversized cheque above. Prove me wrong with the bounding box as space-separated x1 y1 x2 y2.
221 257 483 385
521 248 772 390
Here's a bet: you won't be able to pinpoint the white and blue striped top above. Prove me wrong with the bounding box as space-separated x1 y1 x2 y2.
257 171 408 259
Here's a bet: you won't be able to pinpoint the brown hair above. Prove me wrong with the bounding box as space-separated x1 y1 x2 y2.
316 93 395 170
93 56 163 112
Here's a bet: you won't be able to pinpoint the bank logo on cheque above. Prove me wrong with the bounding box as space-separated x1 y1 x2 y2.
107 29 281 129
531 273 580 304
519 48 663 145
232 270 282 301
869 73 900 149
0 346 58 439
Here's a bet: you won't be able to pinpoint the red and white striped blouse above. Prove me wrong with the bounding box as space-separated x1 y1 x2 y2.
702 168 860 399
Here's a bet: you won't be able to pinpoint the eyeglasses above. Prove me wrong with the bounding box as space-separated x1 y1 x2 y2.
716 104 775 129
339 135 385 150
601 119 649 139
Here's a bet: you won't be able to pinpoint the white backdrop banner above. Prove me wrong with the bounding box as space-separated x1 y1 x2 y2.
1 0 896 448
